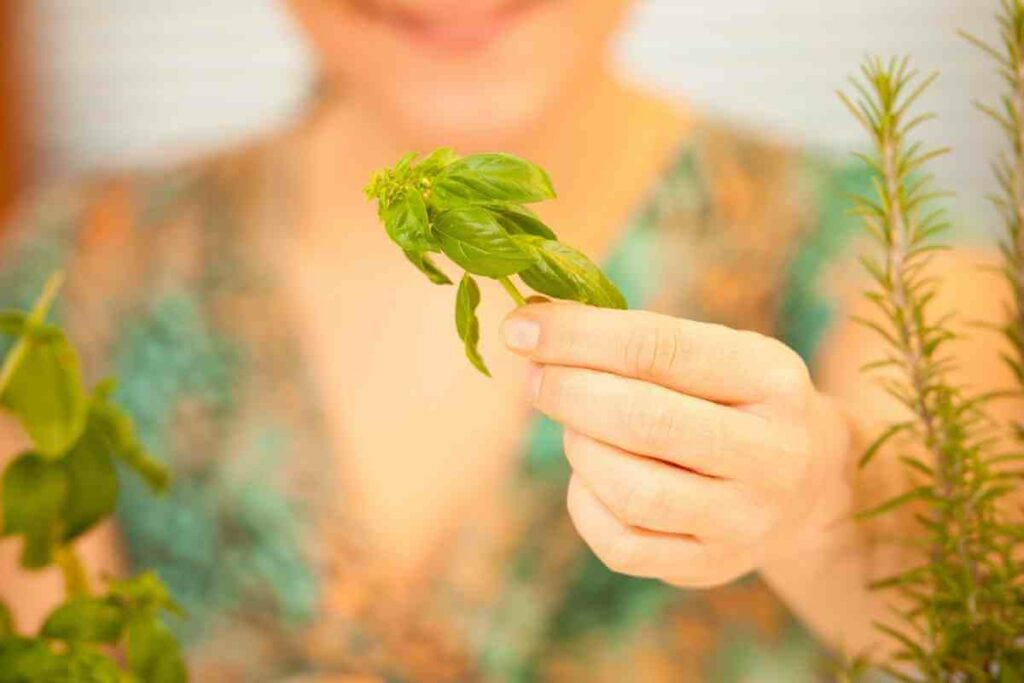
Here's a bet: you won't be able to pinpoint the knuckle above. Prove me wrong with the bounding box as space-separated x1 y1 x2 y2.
562 428 580 456
565 478 642 577
624 322 685 381
769 429 812 493
597 529 640 574
624 394 678 450
559 323 590 360
726 503 777 544
698 412 727 463
541 368 573 417
761 341 812 406
619 475 672 530
670 551 753 589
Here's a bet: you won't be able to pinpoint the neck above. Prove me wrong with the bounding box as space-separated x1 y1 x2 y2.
300 60 634 184
291 62 689 252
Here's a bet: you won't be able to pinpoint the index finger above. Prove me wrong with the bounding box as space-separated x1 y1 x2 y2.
501 303 810 406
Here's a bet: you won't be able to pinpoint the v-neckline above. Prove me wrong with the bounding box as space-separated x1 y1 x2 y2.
254 122 702 588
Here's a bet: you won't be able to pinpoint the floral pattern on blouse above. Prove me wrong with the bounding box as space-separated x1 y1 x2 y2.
0 119 871 681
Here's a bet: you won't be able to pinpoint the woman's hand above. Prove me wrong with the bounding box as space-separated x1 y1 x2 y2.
502 302 854 588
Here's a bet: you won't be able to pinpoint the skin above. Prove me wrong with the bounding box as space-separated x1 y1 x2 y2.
500 248 1021 658
2 0 1018 666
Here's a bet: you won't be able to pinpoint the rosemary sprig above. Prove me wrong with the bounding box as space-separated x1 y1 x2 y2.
841 56 1024 680
965 1 1024 441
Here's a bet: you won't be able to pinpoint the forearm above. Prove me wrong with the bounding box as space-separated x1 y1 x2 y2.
760 506 893 661
772 249 1024 664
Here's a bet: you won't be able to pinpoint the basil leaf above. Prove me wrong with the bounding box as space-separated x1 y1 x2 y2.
0 311 27 338
434 206 534 277
0 325 88 458
41 596 125 643
58 648 122 683
0 638 52 681
125 616 187 683
0 601 12 638
395 151 418 174
417 147 459 176
455 274 490 376
60 421 119 541
515 236 627 309
90 388 169 493
1 453 67 569
431 153 555 206
382 188 436 253
488 204 558 240
402 249 453 285
0 639 119 683
368 149 631 376
109 571 185 618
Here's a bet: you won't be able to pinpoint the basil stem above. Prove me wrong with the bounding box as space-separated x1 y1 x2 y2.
498 276 527 307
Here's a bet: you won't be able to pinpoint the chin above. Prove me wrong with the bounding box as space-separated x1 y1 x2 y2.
381 82 555 151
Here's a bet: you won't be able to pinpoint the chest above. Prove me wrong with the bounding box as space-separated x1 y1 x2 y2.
282 231 534 577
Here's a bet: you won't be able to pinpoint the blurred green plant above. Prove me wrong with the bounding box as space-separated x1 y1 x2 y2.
839 3 1024 678
0 273 186 682
965 0 1024 439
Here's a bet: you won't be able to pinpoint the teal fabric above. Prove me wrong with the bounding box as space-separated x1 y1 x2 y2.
0 130 883 680
112 294 318 643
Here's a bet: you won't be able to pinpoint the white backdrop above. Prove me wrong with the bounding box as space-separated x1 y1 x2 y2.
26 0 998 225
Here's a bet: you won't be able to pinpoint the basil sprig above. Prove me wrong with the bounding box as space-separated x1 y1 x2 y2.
366 149 627 375
0 274 186 682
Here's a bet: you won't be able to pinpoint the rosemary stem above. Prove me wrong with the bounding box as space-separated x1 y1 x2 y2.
498 276 527 307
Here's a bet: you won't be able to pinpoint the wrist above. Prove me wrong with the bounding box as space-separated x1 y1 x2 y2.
761 392 860 575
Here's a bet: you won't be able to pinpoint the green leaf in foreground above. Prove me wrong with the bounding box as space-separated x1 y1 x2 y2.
416 146 459 175
434 206 535 277
0 325 88 458
515 236 627 309
60 423 119 541
90 380 170 493
382 187 436 253
0 601 13 638
431 153 555 206
0 312 28 338
0 639 120 683
41 596 125 644
125 616 188 683
455 274 490 377
0 639 51 683
403 249 453 285
109 571 185 618
488 204 558 240
0 453 66 568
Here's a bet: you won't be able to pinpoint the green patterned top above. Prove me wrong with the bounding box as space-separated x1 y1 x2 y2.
0 121 870 681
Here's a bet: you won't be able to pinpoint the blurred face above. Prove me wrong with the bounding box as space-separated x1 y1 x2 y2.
284 0 632 146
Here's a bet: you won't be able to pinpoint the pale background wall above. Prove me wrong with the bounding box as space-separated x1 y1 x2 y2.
25 0 997 225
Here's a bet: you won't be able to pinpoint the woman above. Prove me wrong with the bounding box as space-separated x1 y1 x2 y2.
0 0 1012 680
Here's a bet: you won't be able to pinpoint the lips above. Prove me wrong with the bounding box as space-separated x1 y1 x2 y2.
349 0 548 54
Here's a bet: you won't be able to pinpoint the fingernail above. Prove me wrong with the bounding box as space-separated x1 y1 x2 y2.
528 364 543 401
502 317 540 352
